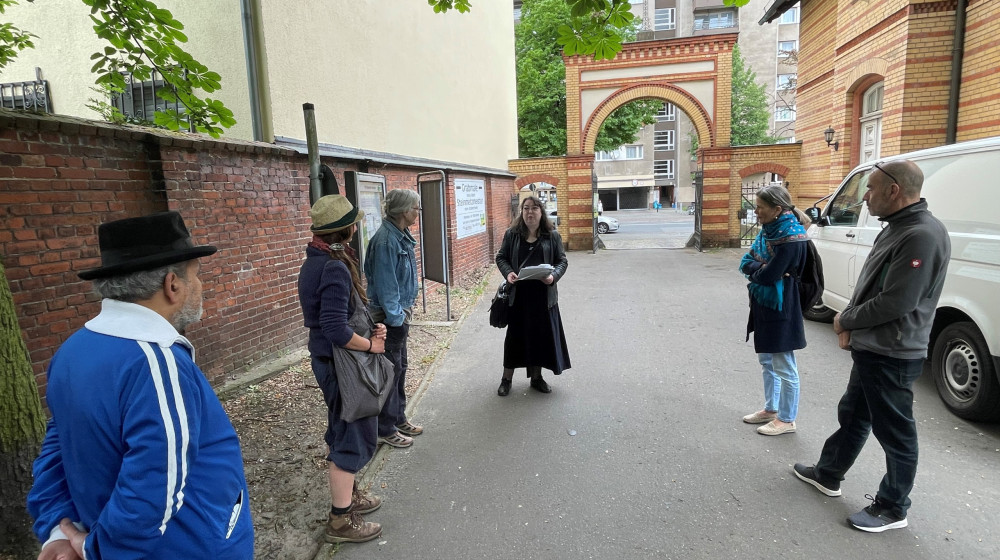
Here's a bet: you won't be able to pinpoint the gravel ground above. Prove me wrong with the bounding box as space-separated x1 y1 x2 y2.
222 264 493 560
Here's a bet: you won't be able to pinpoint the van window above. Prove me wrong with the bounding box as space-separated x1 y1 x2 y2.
827 170 871 226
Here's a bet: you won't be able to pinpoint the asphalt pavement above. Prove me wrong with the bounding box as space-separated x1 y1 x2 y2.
333 247 1000 560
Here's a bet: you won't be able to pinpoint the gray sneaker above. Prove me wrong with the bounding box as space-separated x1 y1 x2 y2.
848 494 908 533
793 463 842 497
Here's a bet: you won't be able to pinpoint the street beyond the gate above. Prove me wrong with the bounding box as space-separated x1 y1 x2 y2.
334 247 1000 560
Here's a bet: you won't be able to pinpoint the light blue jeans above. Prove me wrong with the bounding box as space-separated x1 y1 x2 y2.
757 351 800 423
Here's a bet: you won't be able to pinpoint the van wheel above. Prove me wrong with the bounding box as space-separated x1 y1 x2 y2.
932 322 1000 421
803 302 835 323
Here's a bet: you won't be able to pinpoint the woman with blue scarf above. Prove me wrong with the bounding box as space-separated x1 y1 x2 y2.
739 184 811 436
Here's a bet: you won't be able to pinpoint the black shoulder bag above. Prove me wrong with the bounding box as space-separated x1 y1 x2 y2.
489 244 536 329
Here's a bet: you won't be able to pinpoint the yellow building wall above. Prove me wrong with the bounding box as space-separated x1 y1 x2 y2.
1 1 518 170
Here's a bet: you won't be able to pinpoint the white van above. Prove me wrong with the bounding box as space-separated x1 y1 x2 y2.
805 136 1000 422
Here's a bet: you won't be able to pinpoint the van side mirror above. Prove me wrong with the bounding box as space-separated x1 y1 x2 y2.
805 206 822 224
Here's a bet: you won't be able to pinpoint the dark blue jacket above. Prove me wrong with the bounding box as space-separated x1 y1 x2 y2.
742 240 808 354
298 246 356 358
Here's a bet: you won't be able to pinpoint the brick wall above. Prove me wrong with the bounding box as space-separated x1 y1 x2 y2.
795 0 1000 199
1 110 510 402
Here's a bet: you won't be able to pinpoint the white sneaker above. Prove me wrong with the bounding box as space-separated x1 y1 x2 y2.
757 420 796 435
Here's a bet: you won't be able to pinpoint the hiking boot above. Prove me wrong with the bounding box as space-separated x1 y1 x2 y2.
325 511 381 543
396 420 423 436
848 494 908 533
793 463 841 497
351 485 381 514
377 431 413 448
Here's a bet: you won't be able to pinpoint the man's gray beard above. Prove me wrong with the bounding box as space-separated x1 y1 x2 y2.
172 294 204 334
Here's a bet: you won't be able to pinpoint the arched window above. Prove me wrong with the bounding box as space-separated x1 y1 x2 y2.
858 82 883 163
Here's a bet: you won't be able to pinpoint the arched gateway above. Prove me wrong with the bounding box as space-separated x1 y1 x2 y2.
509 33 800 250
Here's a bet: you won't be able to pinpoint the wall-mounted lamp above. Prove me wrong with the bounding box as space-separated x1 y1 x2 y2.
824 127 839 151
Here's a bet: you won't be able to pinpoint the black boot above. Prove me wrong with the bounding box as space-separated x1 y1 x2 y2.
528 367 550 393
497 377 512 396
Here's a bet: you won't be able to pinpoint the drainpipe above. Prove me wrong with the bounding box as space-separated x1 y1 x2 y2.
240 0 263 141
303 103 322 205
945 0 968 144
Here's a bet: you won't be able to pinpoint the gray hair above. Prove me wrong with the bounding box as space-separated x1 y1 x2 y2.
92 262 189 302
757 184 811 225
384 189 420 219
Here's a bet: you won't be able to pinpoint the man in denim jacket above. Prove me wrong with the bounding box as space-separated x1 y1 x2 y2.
364 189 424 448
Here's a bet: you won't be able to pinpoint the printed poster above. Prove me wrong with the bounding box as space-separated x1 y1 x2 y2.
454 178 486 239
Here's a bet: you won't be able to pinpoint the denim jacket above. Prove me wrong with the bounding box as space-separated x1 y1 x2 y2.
363 220 418 327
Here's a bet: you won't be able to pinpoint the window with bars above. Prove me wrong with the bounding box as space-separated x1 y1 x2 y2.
1 67 51 113
654 130 675 151
654 8 676 31
657 103 676 122
109 70 191 129
654 159 675 179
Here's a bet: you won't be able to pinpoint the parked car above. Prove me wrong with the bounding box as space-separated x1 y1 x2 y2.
597 215 619 234
805 136 1000 421
547 209 559 226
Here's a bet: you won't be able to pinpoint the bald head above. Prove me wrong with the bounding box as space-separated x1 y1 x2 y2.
878 160 923 200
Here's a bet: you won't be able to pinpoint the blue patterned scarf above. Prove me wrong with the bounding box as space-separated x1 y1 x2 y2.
740 211 808 310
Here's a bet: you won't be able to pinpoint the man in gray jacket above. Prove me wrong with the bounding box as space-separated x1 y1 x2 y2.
792 159 950 532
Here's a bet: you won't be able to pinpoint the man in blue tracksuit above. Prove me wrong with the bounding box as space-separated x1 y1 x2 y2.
793 159 951 533
27 212 253 559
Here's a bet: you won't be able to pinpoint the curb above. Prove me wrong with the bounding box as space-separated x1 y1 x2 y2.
310 279 489 559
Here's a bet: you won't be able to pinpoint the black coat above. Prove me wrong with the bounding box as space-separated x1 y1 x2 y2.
742 240 807 354
496 227 568 309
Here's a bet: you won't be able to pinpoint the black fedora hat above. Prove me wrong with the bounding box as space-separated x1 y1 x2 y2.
78 212 217 280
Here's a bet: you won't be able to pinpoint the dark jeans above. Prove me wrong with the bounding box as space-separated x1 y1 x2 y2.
815 350 923 517
377 323 409 437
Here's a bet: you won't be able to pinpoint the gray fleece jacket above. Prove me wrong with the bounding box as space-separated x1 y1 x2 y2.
840 199 950 359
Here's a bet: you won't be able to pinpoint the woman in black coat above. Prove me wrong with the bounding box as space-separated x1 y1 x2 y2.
495 196 571 396
739 184 810 436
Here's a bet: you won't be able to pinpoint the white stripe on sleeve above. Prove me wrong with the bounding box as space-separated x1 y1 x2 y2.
138 341 179 535
161 347 190 512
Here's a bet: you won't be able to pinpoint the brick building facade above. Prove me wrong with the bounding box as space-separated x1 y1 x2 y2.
762 0 1000 202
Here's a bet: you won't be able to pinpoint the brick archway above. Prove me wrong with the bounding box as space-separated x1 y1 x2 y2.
514 173 560 189
582 83 715 154
738 163 791 179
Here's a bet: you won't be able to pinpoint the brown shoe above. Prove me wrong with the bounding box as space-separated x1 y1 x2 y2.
396 420 423 436
351 485 382 514
325 511 381 544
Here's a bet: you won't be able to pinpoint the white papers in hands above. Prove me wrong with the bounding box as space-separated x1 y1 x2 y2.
516 264 554 282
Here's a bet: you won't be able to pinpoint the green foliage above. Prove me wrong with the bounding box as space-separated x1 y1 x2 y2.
0 0 36 71
427 0 471 14
515 0 658 158
1 0 235 137
730 44 776 147
83 0 235 137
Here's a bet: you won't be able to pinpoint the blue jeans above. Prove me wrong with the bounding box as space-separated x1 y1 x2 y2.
377 322 410 437
814 350 923 517
758 351 799 423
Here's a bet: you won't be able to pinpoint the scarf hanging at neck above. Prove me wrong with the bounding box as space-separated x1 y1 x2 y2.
309 235 358 260
739 211 807 311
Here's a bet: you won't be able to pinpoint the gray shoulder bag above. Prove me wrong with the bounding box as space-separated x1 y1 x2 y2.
332 286 396 422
